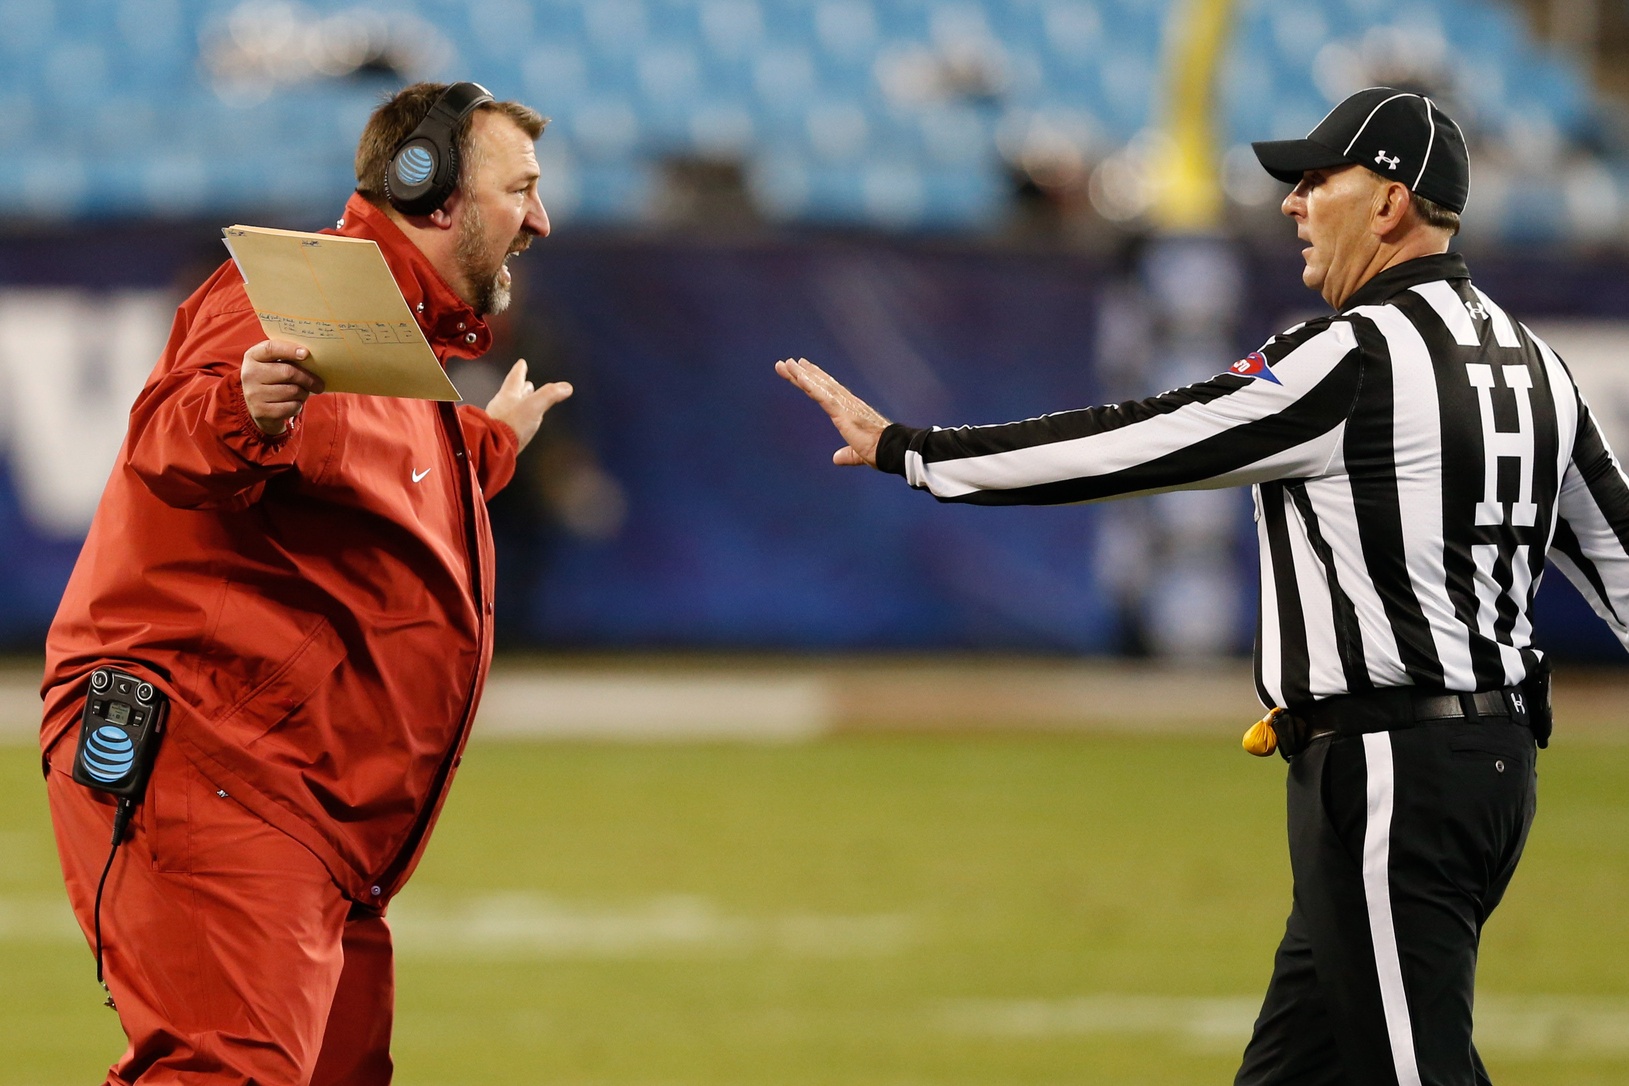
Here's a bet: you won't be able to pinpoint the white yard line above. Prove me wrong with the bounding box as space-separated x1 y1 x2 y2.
0 895 82 942
6 889 920 960
5 888 1623 1060
386 892 917 959
938 994 1629 1056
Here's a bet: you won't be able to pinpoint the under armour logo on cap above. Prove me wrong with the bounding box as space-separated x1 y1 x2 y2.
1252 86 1470 214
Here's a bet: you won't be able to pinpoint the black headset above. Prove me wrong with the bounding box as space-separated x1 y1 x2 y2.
384 81 496 217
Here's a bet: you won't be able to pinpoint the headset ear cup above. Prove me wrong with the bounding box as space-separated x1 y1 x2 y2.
384 82 492 216
439 144 459 209
387 138 448 216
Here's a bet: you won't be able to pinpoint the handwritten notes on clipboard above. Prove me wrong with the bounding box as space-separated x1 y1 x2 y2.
222 225 460 401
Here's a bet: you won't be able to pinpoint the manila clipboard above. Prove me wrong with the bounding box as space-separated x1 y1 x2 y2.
222 225 460 401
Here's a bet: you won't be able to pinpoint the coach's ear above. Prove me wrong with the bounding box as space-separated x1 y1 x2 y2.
428 187 462 230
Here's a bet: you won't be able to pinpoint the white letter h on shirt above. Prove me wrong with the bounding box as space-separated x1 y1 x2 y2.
1467 363 1538 527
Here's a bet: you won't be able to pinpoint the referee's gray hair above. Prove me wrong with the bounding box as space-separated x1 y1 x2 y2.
1410 190 1460 236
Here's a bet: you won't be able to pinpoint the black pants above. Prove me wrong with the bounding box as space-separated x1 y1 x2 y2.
1236 719 1537 1085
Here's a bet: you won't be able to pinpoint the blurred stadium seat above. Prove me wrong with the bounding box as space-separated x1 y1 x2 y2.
0 0 1619 240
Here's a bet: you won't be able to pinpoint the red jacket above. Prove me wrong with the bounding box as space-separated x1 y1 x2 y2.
42 194 518 906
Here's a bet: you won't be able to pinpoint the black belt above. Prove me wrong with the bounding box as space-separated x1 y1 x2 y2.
1295 686 1527 739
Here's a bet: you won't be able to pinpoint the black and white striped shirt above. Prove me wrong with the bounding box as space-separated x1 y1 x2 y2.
875 253 1629 710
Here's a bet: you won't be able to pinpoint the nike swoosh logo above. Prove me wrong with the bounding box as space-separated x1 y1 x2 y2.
412 468 431 483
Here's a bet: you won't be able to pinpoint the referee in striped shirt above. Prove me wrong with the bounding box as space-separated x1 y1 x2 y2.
778 87 1629 1084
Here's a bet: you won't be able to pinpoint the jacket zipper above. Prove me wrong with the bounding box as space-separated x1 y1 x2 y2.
369 404 488 901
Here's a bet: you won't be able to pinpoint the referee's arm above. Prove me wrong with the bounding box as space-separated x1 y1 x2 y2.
781 319 1364 506
1549 387 1629 651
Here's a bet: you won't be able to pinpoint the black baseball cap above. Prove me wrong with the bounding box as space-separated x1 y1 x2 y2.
1252 87 1469 214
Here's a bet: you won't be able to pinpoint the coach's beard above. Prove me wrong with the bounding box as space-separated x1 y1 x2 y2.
456 203 533 317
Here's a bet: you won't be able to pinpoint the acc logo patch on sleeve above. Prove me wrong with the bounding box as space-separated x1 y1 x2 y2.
1224 351 1282 385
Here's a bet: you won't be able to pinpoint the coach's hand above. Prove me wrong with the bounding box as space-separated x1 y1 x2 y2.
775 357 890 468
242 340 325 436
486 359 573 454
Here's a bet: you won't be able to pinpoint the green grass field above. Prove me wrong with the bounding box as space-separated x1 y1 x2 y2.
5 733 1629 1085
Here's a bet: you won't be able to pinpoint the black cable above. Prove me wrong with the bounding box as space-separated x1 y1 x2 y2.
93 798 135 1009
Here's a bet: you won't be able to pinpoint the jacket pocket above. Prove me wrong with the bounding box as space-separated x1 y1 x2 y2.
217 620 347 735
181 579 348 738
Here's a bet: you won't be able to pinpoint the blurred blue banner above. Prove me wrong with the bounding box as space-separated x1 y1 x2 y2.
0 226 1624 661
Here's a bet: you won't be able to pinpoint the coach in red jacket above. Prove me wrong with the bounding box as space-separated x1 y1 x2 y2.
40 83 567 1085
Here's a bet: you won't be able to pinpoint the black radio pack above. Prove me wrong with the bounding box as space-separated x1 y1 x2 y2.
72 666 167 802
72 665 171 999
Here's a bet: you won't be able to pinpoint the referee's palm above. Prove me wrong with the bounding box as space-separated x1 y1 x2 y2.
775 357 889 468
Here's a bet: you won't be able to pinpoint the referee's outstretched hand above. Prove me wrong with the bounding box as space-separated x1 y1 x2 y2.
775 357 890 468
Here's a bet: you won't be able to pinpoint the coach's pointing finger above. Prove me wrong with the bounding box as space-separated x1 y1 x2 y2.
485 359 573 454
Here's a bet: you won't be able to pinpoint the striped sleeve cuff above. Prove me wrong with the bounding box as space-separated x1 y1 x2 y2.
876 423 920 478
